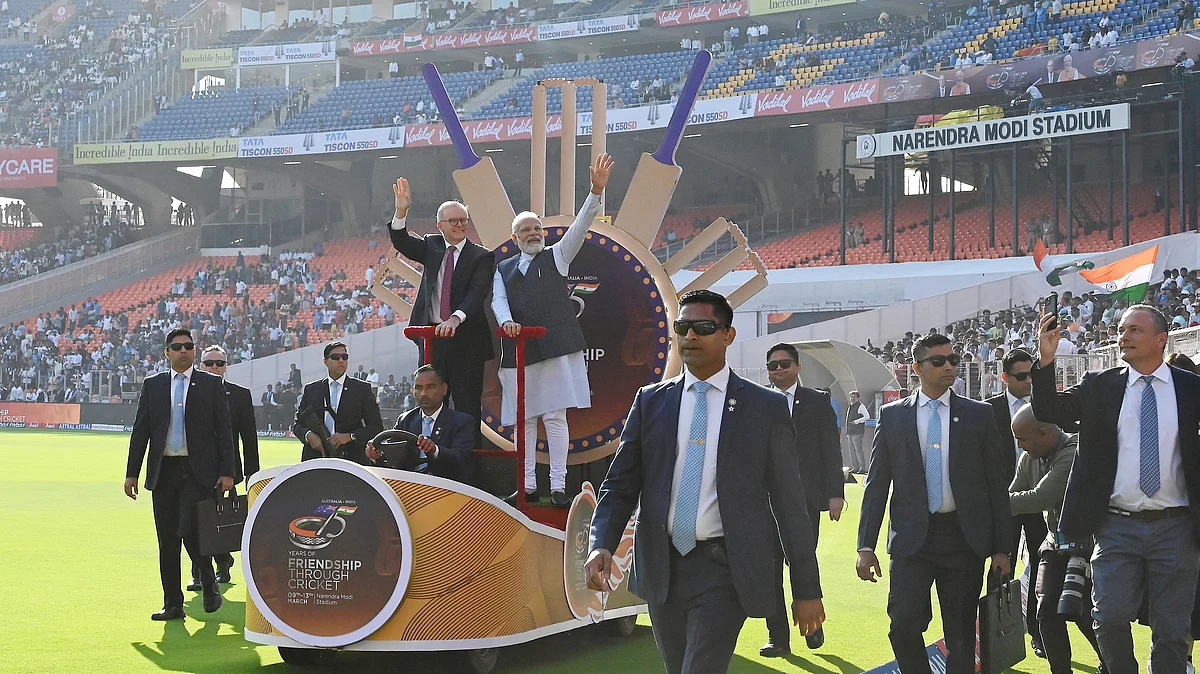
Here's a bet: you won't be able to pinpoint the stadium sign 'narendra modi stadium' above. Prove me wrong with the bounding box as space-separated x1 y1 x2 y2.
856 103 1131 159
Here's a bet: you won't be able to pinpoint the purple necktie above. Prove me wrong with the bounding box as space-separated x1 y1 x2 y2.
439 246 455 321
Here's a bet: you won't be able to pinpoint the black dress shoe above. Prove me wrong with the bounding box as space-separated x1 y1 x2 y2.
152 606 185 621
504 490 536 506
1030 637 1046 659
215 569 232 585
759 642 790 657
203 592 222 613
186 579 202 592
550 490 570 508
805 627 825 649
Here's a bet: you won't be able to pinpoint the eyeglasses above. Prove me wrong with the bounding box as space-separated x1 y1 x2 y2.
1006 371 1031 381
440 217 470 226
202 360 227 367
917 354 962 368
766 359 795 371
673 319 727 337
167 342 195 352
326 353 349 361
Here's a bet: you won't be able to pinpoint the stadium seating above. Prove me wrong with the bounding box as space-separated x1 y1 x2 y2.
272 70 499 134
59 0 136 43
137 86 296 140
216 28 263 46
0 228 42 251
352 18 421 37
704 32 906 97
476 50 696 118
5 0 54 19
729 184 1177 269
160 0 202 18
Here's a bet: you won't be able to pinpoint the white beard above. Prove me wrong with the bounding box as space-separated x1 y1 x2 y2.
518 239 545 256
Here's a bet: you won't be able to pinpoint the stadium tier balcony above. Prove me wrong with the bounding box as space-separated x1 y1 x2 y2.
476 50 696 119
159 0 202 18
352 18 422 37
137 86 296 140
727 185 1174 270
703 32 905 98
216 28 264 46
272 70 498 133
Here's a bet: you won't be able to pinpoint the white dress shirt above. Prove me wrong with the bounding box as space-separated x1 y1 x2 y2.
165 367 192 456
778 381 798 407
389 214 468 324
917 388 955 513
1112 363 1186 511
1006 390 1027 458
668 365 730 541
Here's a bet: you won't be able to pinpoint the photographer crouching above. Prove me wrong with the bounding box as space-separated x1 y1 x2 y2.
1009 403 1107 673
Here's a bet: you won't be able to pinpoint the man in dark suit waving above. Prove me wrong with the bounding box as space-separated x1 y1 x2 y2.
389 177 495 433
292 342 384 464
124 328 236 621
366 365 476 485
858 333 1012 674
760 342 843 656
1032 304 1200 674
587 290 824 674
188 345 260 590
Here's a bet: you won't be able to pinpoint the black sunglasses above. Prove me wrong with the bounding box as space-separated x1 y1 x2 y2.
167 342 195 352
673 319 728 337
917 354 962 368
766 359 795 371
326 353 349 361
1006 371 1031 381
202 360 227 367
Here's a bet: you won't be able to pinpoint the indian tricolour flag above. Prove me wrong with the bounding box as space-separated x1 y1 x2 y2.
1078 245 1158 302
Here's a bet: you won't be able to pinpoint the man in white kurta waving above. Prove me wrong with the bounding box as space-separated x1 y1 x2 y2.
493 153 614 508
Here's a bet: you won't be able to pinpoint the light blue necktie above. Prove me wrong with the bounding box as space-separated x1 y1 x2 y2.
673 381 712 555
925 399 944 513
1139 375 1161 497
325 380 340 435
422 415 434 438
169 373 185 454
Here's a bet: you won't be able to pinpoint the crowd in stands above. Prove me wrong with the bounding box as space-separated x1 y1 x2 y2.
0 216 132 287
0 245 417 402
868 268 1199 400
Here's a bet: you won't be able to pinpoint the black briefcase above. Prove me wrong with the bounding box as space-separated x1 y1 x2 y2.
979 572 1027 674
197 486 248 556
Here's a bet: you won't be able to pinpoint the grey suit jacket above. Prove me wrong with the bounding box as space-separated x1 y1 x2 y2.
858 391 1013 560
590 371 821 617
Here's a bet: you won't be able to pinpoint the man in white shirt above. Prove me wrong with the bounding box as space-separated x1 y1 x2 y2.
1033 304 1200 674
588 290 824 673
747 24 759 42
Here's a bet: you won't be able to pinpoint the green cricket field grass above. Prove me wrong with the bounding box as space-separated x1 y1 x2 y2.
0 429 1149 673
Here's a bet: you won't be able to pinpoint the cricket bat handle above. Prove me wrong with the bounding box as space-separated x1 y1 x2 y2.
651 49 712 166
422 63 481 169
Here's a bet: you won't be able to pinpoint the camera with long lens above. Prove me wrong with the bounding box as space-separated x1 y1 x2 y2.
1057 540 1092 619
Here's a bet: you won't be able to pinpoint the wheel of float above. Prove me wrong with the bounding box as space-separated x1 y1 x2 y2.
461 647 499 674
605 614 638 637
277 646 337 665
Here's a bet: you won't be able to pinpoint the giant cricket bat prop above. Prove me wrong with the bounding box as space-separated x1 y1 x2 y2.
614 49 712 250
423 63 516 249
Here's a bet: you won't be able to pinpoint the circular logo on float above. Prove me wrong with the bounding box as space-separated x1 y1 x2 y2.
482 225 674 463
563 482 637 622
242 459 413 647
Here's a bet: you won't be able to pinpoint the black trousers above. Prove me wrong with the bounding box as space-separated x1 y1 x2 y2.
1035 547 1104 674
152 457 216 607
766 504 822 646
888 512 985 674
1012 512 1048 643
649 541 747 674
191 553 234 582
429 340 484 438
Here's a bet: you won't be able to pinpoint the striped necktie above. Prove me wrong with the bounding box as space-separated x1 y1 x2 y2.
1139 375 1161 497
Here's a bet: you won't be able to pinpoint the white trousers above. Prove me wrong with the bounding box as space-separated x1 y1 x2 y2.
524 408 568 492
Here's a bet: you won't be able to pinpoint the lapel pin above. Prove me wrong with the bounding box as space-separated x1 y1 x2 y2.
952 416 959 423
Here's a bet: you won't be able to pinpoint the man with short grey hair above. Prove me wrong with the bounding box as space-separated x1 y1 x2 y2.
389 180 495 436
493 153 613 507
